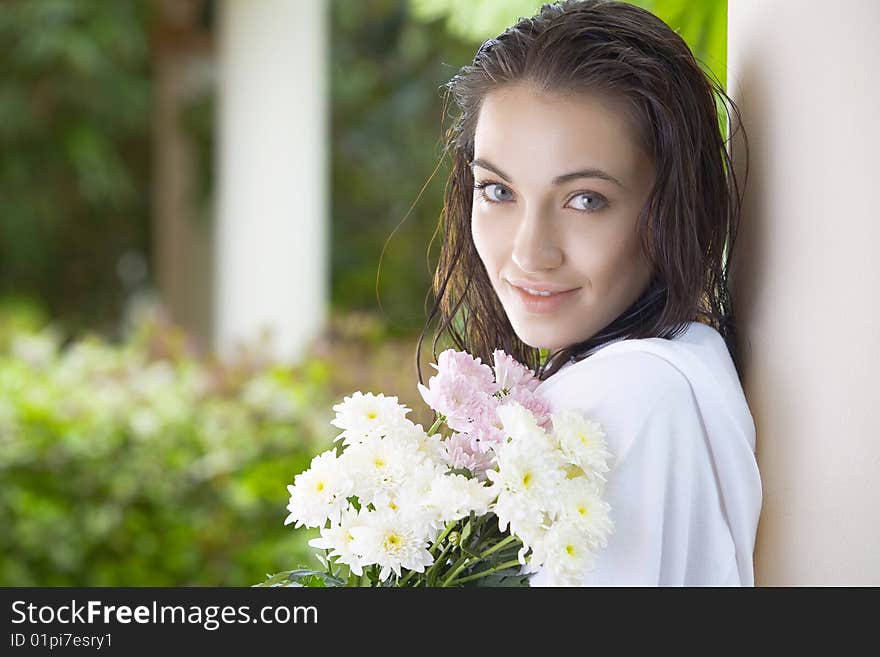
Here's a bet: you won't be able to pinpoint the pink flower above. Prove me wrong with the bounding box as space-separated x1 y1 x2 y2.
417 349 500 429
418 347 551 455
418 376 491 432
438 349 498 392
492 349 541 393
468 398 506 453
442 432 496 479
502 386 553 431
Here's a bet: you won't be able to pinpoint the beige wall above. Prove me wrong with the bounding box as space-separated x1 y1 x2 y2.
728 0 880 584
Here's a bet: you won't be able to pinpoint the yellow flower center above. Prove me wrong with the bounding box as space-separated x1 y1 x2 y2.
367 411 377 419
577 505 588 517
566 544 576 556
373 458 385 468
579 432 590 445
384 533 402 552
565 464 585 479
315 481 325 492
522 472 532 488
389 501 398 510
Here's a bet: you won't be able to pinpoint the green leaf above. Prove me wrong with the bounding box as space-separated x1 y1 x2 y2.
472 570 531 587
460 519 472 545
254 568 346 588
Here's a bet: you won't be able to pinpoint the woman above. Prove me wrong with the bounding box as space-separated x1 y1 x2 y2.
417 0 763 585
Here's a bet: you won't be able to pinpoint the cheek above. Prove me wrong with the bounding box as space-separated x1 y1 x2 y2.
571 221 641 289
470 213 505 271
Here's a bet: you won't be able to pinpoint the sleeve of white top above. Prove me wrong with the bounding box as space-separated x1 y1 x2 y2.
529 351 739 586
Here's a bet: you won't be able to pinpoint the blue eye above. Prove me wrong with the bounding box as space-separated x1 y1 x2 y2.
568 192 607 213
473 181 513 203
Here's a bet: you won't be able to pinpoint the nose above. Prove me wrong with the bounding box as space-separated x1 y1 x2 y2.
510 206 563 273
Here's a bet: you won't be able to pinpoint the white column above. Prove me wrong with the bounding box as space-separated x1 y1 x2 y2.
215 0 329 364
728 0 880 584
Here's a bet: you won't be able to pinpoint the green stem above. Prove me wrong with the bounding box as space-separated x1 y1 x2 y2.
440 554 473 587
427 414 445 436
439 534 522 587
424 542 455 586
430 520 458 555
445 558 525 586
478 534 519 560
324 548 334 577
396 571 415 587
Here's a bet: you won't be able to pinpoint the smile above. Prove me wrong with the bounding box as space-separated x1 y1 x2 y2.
508 281 581 314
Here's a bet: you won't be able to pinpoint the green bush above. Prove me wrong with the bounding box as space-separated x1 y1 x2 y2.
0 302 332 585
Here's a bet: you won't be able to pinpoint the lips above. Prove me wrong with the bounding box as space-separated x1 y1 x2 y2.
506 278 579 294
507 279 581 314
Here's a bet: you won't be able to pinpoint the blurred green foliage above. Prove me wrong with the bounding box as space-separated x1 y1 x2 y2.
0 301 332 585
329 0 474 331
0 0 152 336
0 296 433 586
408 0 726 81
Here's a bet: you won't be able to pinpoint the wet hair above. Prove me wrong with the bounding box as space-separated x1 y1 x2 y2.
416 0 749 384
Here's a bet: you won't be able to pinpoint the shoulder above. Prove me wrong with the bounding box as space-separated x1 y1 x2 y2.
543 347 694 411
538 347 706 465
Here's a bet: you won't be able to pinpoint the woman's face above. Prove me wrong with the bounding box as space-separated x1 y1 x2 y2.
470 83 656 351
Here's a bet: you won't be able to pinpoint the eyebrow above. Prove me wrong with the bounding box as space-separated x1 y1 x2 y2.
469 157 626 190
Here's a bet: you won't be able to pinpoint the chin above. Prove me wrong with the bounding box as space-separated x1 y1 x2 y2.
511 326 566 352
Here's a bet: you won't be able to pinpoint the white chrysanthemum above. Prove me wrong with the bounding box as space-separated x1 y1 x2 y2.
552 478 614 551
426 473 497 524
532 521 597 586
560 462 608 497
383 417 447 468
339 433 423 507
284 449 353 529
348 508 435 581
492 490 545 541
486 427 567 545
410 423 449 466
494 400 553 447
485 428 567 505
379 460 441 537
552 409 613 476
330 391 413 446
308 507 367 576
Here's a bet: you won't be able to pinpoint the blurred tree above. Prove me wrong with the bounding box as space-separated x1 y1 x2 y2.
407 0 728 133
408 0 543 42
408 0 726 80
329 0 475 334
0 0 153 336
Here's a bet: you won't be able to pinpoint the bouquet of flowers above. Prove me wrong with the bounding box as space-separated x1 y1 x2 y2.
256 348 614 587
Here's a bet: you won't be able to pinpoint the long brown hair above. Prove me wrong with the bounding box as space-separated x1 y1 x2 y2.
417 0 749 384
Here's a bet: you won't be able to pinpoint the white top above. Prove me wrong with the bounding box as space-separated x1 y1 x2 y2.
526 321 763 586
